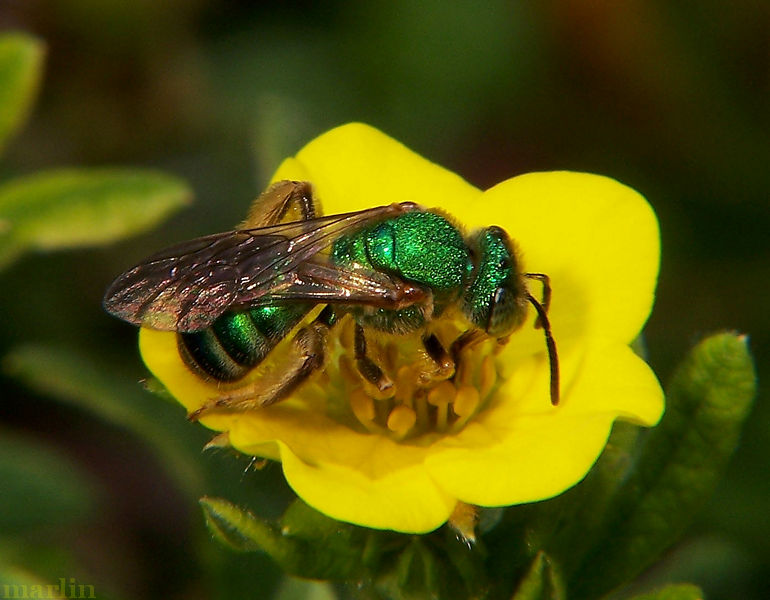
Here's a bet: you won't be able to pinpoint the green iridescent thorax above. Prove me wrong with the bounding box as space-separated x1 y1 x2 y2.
463 226 527 337
331 211 472 332
333 211 471 290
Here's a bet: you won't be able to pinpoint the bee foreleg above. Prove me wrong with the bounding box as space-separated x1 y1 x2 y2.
354 323 394 397
187 322 328 421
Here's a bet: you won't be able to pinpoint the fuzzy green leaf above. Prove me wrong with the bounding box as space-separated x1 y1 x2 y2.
0 32 44 154
201 497 365 581
628 583 704 600
0 168 191 269
201 496 284 553
568 332 756 599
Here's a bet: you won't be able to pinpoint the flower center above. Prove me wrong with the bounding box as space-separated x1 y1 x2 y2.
299 315 506 441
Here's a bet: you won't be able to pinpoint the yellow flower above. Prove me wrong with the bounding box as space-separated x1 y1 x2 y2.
139 123 663 534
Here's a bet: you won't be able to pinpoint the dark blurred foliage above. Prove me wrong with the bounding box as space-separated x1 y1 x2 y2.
0 1 766 598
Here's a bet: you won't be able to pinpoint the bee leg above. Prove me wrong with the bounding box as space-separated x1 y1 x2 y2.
354 323 394 395
240 180 318 228
447 330 486 384
417 333 455 385
187 322 328 421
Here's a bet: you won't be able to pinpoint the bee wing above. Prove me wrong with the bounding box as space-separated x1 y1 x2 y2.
261 260 426 308
103 202 420 332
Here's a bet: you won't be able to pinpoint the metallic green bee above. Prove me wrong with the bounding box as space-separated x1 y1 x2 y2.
104 181 559 418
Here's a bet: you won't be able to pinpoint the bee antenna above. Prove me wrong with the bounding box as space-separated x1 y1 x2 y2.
525 293 560 406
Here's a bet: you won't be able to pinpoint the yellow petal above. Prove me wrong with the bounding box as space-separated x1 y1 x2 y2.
272 122 481 215
480 172 659 346
228 412 455 533
425 342 663 506
138 327 235 433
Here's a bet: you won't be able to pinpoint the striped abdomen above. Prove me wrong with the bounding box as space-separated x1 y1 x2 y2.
177 303 312 381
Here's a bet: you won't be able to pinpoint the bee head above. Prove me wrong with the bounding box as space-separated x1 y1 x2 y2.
464 226 528 338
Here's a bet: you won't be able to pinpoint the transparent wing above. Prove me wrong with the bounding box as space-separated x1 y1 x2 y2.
103 202 422 332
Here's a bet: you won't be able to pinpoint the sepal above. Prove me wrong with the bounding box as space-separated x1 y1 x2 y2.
509 552 565 600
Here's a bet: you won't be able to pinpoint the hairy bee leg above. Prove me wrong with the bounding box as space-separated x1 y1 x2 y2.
421 333 456 382
240 180 318 228
524 273 551 329
354 323 394 393
187 322 328 421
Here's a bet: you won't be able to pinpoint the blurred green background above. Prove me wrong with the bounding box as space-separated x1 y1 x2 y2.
0 1 766 599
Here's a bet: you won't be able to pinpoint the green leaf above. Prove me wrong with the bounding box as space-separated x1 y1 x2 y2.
201 496 284 553
0 433 94 535
374 540 441 600
567 332 756 599
0 33 44 154
372 534 488 600
201 497 366 580
0 168 191 269
280 499 369 566
628 583 704 600
3 344 205 497
510 552 565 600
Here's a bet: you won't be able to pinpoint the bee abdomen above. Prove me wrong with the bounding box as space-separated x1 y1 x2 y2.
177 304 310 382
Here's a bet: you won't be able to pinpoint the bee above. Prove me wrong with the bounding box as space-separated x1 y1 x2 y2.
104 181 559 419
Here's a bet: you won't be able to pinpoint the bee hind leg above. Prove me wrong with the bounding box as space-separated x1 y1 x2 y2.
240 180 318 228
187 322 328 421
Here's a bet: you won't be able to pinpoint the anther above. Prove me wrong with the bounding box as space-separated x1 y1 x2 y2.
350 388 376 423
427 380 457 407
387 405 417 436
394 365 416 407
453 385 480 418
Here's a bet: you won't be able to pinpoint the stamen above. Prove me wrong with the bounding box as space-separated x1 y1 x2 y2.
427 380 456 406
394 365 416 408
350 387 376 422
415 391 430 430
453 385 480 418
318 315 508 441
428 381 456 432
387 405 417 437
479 355 498 399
